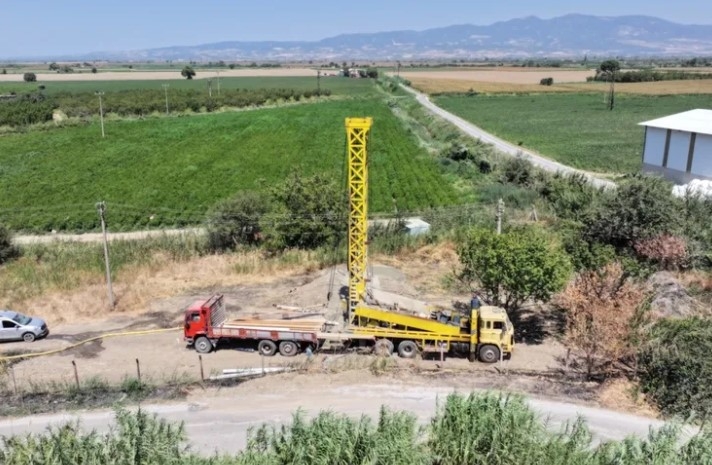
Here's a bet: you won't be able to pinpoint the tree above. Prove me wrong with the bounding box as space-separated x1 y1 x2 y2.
23 72 36 82
458 226 572 312
639 317 712 422
584 175 680 249
1 68 6 75
206 191 270 251
91 67 97 74
599 59 620 110
557 262 647 379
0 225 20 265
263 172 346 250
181 66 196 80
539 77 554 86
366 67 378 79
48 62 59 71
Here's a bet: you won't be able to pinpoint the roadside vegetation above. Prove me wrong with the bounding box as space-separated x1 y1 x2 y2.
2 392 712 464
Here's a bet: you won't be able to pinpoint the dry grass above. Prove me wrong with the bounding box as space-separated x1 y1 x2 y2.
399 68 594 84
598 378 658 418
3 250 327 326
409 76 712 95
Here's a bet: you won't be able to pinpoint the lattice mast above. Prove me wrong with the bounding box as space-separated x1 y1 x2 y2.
345 117 373 324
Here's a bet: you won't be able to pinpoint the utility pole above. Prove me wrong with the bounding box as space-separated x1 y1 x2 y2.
216 71 220 96
96 201 115 309
95 91 105 138
396 61 401 79
207 78 212 98
316 69 321 95
162 84 169 115
496 198 504 235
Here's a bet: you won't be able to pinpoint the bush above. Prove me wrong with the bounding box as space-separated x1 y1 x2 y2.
639 317 712 421
585 175 681 249
23 72 36 82
0 225 20 265
206 191 270 251
458 226 572 312
500 157 535 187
540 77 554 86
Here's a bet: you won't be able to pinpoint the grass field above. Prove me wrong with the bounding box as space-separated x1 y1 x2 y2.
0 98 460 232
434 92 712 173
0 76 373 96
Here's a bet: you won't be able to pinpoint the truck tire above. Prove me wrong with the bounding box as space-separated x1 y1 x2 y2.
279 341 299 357
397 340 418 359
373 339 394 357
258 340 278 357
478 345 500 364
194 336 213 354
22 332 36 343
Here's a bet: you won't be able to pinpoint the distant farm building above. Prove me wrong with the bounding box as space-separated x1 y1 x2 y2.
639 109 712 183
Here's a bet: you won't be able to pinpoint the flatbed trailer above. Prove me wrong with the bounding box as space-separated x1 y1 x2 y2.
184 295 323 356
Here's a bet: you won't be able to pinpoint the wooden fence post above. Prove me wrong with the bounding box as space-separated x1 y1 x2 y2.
71 360 80 390
135 358 142 384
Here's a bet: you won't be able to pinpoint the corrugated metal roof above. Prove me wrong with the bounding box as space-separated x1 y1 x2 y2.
639 109 712 136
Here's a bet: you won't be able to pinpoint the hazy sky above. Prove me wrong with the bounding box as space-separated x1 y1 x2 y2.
1 0 711 57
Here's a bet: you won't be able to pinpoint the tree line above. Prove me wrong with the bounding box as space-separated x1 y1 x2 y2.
0 87 331 126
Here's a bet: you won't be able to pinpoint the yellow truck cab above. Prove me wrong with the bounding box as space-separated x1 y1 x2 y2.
350 304 514 363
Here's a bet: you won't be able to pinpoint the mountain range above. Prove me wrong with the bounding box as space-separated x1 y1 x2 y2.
24 14 712 61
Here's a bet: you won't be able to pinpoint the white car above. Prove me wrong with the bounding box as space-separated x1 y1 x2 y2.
0 310 49 342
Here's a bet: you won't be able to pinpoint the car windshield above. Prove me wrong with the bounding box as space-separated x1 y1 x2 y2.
11 313 32 325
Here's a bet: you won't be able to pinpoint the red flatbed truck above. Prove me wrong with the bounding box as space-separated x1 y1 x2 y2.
183 294 322 356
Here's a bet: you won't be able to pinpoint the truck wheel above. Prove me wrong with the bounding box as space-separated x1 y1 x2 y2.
194 336 213 354
279 341 299 357
258 340 278 357
373 339 393 357
22 332 36 343
397 340 418 359
478 345 500 364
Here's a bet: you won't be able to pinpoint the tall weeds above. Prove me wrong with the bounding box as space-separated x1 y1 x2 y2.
2 392 712 464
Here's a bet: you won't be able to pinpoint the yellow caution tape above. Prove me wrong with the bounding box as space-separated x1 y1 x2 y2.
0 327 181 362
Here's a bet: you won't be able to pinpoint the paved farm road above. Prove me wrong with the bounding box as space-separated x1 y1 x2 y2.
0 384 666 455
400 85 616 190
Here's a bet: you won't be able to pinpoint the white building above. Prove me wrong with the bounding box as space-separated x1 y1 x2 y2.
639 109 712 183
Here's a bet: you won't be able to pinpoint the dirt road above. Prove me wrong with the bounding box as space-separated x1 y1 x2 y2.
0 382 667 455
400 84 616 189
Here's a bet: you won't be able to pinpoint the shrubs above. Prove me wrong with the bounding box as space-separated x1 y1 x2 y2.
206 192 270 251
458 226 571 312
558 262 647 379
639 317 712 421
0 225 20 265
22 72 36 82
3 393 712 464
540 77 554 86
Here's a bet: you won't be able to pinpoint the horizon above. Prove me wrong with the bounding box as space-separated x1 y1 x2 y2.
1 0 711 58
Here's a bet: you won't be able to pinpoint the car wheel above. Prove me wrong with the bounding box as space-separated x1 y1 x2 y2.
22 332 36 343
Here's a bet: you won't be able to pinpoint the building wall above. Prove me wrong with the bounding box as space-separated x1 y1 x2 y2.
641 126 712 183
692 134 712 177
643 127 666 165
666 130 691 172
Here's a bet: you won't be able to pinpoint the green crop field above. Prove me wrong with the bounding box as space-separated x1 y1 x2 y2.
0 76 374 96
434 93 712 173
0 98 460 232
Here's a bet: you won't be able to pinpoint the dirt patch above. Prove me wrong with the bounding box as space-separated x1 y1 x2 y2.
407 76 712 95
399 69 594 84
598 378 658 418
